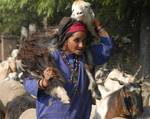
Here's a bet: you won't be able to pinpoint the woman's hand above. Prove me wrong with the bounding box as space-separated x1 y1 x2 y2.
43 67 58 80
93 18 110 38
38 67 58 89
92 18 102 28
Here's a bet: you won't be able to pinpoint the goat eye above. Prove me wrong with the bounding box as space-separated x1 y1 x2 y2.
123 73 127 78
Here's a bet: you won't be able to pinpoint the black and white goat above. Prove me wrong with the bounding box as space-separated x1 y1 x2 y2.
17 35 70 104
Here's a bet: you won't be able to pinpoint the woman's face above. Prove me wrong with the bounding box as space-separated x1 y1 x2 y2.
63 31 87 55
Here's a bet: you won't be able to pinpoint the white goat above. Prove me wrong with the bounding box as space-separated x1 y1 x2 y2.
0 79 26 107
97 69 135 98
0 49 24 82
29 23 37 36
104 69 134 91
71 0 98 40
0 51 17 80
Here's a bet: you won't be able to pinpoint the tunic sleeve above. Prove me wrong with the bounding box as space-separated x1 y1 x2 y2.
23 51 60 98
23 76 39 97
90 36 113 65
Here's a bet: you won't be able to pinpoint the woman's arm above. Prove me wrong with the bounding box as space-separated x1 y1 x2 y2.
90 19 113 65
23 76 39 97
23 67 59 97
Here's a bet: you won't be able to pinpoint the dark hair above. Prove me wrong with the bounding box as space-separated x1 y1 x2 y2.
57 17 93 48
57 17 75 47
57 32 73 48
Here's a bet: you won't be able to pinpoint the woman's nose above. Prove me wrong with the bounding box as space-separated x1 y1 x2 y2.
78 42 84 48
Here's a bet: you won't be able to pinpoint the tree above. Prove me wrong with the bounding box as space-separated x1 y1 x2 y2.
0 0 150 80
0 0 72 34
97 0 150 81
140 5 150 81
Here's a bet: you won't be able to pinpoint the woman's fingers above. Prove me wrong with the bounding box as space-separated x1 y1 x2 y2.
43 67 58 80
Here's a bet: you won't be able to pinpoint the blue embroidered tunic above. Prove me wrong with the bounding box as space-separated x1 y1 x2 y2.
23 37 113 119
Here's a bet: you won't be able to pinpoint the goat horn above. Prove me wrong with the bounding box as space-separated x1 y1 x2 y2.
132 65 142 82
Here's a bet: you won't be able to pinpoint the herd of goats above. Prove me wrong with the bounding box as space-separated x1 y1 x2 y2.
0 0 150 118
0 46 149 119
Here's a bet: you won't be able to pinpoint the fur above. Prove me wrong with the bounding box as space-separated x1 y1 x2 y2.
71 1 102 100
0 79 25 107
71 0 98 40
141 81 150 106
97 69 136 98
0 100 5 119
85 65 101 100
0 49 23 82
17 34 70 103
19 108 36 119
0 109 5 119
95 83 143 119
5 94 35 119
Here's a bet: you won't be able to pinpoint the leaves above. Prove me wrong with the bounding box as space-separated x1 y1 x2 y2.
0 0 71 33
0 0 149 34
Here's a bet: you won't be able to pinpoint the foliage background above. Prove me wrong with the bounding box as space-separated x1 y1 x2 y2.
0 0 150 80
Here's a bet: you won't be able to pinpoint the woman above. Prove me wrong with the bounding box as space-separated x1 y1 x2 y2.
23 18 113 119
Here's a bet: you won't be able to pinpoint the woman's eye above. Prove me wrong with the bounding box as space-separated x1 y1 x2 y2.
74 38 80 43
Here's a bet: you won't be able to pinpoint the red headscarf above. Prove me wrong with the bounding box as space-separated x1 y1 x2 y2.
66 22 87 34
58 19 88 47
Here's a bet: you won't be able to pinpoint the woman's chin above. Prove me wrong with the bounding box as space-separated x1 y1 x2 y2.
74 50 83 55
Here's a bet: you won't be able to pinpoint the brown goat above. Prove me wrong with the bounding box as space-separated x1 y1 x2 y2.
95 83 143 119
